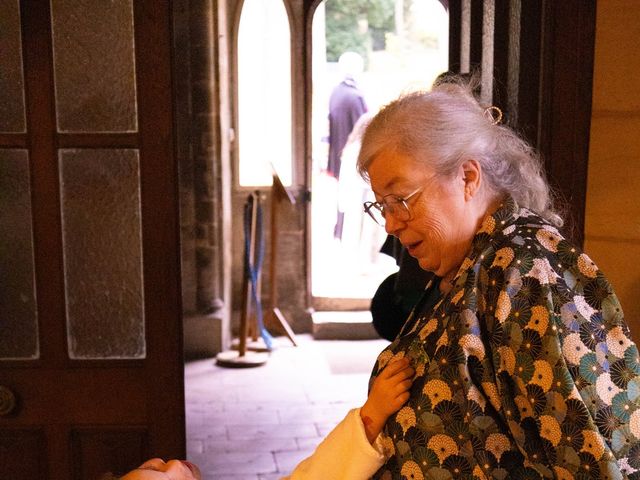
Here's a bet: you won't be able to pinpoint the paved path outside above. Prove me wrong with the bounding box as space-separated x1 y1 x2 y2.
185 334 388 480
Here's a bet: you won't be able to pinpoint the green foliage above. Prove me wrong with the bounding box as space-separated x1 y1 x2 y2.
366 0 395 30
325 0 395 62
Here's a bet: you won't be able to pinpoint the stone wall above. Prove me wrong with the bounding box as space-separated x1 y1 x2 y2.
229 188 311 339
174 0 232 357
174 0 312 357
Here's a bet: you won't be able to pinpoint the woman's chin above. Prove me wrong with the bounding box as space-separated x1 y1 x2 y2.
417 258 437 273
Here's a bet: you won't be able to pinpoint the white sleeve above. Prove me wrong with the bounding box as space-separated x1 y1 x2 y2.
281 408 386 480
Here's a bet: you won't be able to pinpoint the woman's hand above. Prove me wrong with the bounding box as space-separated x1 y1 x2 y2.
360 357 414 443
120 458 201 480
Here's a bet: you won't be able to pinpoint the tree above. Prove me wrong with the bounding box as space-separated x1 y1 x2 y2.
325 0 395 63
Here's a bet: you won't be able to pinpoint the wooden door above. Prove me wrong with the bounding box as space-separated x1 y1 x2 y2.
0 2 184 479
447 0 596 246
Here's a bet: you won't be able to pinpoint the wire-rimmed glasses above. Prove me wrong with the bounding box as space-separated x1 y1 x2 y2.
363 187 423 226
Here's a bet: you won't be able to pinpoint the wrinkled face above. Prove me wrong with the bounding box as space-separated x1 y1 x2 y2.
366 150 478 280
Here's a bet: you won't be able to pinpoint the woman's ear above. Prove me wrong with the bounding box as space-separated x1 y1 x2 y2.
460 159 482 200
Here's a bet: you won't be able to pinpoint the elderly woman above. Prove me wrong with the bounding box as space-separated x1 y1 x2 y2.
358 80 640 478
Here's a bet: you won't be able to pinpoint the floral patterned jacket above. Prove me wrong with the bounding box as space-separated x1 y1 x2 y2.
370 197 640 479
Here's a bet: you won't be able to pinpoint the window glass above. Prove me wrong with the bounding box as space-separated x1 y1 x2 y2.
60 149 145 359
238 0 292 186
0 150 38 359
50 0 138 132
0 0 26 133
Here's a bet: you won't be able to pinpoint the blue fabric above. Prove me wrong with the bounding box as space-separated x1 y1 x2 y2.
243 193 274 350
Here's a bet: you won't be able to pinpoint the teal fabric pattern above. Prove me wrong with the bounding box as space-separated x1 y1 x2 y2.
370 197 640 479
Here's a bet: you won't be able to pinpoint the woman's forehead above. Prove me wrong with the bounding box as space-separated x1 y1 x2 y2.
367 151 432 191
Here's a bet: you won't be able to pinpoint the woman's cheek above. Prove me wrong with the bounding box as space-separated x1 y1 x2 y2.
418 216 449 245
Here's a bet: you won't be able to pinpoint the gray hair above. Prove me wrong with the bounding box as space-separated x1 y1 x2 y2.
357 80 563 227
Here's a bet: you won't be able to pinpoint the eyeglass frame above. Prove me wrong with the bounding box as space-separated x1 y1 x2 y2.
363 186 423 225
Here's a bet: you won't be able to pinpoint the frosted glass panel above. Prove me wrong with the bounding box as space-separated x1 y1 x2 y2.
50 0 138 133
0 150 39 359
0 0 27 133
60 149 145 359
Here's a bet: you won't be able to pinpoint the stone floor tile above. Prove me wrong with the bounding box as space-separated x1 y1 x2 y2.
222 403 281 415
277 404 351 424
215 475 260 480
233 385 309 403
207 409 279 426
186 335 388 480
273 449 315 473
315 421 342 437
204 437 298 453
226 422 319 440
294 436 322 451
187 438 205 455
199 452 277 475
186 423 227 438
258 474 284 480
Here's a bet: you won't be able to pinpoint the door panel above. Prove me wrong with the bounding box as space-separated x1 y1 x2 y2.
70 428 148 480
0 429 46 480
0 2 184 479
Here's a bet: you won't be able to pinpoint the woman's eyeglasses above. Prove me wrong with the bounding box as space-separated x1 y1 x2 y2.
363 187 423 226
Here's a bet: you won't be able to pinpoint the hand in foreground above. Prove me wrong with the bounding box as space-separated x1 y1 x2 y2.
360 357 414 443
120 458 201 480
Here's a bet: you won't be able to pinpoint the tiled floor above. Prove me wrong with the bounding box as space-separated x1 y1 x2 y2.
185 334 389 480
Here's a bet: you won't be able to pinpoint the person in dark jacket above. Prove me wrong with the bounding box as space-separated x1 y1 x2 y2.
328 51 368 239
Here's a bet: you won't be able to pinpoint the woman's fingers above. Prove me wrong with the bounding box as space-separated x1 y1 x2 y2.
398 366 415 379
387 365 414 385
388 390 412 410
399 379 413 391
389 378 413 397
165 460 199 479
380 357 411 378
397 391 410 404
138 458 167 469
134 458 200 480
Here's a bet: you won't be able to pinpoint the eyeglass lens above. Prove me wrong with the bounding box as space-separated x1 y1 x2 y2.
366 198 410 225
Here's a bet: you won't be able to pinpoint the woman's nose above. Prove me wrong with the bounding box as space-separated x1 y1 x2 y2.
384 214 404 236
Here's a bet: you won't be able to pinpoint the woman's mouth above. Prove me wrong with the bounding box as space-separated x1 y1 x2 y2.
405 241 421 255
